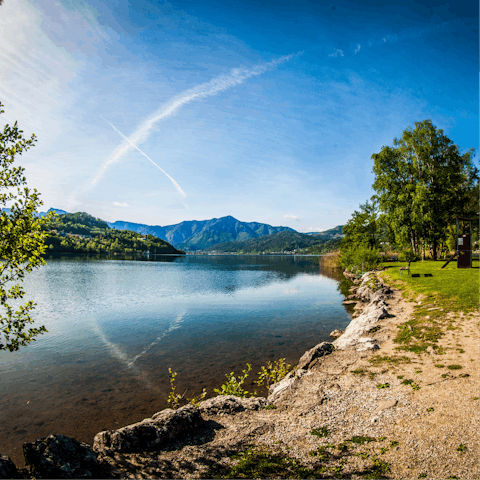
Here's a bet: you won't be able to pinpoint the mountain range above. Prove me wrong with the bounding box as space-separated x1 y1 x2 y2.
203 229 343 254
29 208 343 252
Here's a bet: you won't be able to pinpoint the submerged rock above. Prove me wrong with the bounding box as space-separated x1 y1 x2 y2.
23 434 101 479
93 404 203 454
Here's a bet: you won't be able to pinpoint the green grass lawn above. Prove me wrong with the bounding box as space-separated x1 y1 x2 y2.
379 259 479 311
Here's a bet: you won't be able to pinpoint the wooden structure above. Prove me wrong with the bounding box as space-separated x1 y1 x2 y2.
441 217 473 269
456 217 472 268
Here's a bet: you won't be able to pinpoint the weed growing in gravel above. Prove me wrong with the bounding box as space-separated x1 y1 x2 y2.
264 405 277 410
401 378 414 385
426 407 434 412
351 368 365 375
412 382 421 390
397 375 404 379
311 426 330 437
348 435 376 445
376 383 390 389
419 473 427 478
434 364 444 368
379 447 388 454
457 444 466 453
389 441 399 447
365 456 391 479
369 355 411 366
473 397 479 400
447 364 462 370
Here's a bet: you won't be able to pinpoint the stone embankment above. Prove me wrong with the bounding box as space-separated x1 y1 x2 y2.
2 270 479 479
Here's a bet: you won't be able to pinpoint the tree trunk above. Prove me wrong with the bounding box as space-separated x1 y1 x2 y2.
433 237 437 261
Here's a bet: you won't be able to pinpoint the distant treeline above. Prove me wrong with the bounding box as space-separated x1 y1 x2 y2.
203 230 342 254
42 212 184 255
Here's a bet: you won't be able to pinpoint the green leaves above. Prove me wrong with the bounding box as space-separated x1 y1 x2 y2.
0 102 49 352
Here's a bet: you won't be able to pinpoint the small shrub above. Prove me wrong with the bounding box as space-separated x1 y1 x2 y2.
434 364 444 368
214 363 257 397
255 358 292 387
447 365 462 370
167 368 183 409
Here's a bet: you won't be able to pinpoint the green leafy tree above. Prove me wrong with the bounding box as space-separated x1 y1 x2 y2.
0 102 52 352
372 120 478 260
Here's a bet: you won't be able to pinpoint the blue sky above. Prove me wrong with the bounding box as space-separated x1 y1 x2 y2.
1 0 478 232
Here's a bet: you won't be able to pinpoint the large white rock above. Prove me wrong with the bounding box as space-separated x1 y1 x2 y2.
267 369 310 403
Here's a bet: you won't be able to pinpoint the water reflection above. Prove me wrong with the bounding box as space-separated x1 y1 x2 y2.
1 254 352 468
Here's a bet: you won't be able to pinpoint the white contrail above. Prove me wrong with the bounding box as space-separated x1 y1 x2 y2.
90 53 299 189
100 115 187 198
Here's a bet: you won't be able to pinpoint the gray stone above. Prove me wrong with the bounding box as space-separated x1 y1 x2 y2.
199 395 269 415
93 404 203 454
268 369 309 403
0 454 17 479
23 434 101 479
329 329 344 339
297 342 334 370
377 399 398 411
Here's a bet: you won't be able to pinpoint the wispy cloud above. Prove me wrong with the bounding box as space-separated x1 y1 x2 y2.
283 214 300 221
89 53 300 192
328 49 344 58
354 44 361 54
113 201 129 207
100 115 188 199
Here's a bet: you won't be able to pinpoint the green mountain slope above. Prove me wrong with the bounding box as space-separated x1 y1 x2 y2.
43 212 184 255
203 230 341 254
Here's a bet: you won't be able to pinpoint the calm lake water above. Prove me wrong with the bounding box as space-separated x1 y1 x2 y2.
0 254 352 466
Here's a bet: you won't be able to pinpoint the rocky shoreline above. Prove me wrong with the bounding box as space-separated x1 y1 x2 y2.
1 270 478 479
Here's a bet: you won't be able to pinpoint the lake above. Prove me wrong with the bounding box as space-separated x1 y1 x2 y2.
0 254 352 466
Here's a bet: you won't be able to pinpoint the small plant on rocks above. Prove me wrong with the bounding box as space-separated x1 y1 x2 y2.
255 358 292 387
214 363 257 397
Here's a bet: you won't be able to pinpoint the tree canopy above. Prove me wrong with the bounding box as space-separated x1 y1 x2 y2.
341 120 478 265
0 102 51 352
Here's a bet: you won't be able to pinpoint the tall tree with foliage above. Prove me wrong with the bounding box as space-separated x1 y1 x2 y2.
372 120 478 260
0 102 52 352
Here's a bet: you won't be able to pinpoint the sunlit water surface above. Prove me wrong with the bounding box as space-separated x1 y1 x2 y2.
0 254 352 466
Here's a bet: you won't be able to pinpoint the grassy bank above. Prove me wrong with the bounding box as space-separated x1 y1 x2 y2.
379 259 479 311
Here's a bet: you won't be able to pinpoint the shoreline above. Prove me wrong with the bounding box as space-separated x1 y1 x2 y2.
3 268 478 479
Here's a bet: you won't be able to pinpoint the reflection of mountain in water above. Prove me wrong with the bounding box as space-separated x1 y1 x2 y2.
45 254 344 296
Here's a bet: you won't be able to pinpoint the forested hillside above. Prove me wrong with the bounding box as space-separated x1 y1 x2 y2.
42 212 184 255
203 230 341 254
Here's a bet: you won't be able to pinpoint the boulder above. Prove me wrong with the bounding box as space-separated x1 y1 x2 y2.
370 287 393 304
0 455 18 479
329 329 344 339
23 434 101 479
297 342 334 370
268 369 309 403
199 395 270 415
333 301 389 351
93 404 203 454
356 285 374 301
